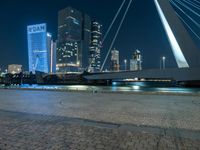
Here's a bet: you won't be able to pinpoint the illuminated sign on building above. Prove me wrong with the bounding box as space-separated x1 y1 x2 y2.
27 24 46 34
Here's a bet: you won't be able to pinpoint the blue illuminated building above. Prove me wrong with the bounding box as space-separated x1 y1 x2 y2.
27 23 52 73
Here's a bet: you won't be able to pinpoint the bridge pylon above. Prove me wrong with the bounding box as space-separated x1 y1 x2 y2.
154 0 200 68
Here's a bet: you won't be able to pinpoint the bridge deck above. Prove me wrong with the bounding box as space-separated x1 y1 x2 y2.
84 68 200 82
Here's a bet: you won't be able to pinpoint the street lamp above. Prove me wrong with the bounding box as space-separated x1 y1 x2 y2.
162 56 166 69
124 59 127 71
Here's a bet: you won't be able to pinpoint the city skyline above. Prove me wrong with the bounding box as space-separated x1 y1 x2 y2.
0 0 200 71
0 1 200 149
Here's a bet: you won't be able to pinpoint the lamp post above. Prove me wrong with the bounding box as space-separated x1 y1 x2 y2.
124 59 127 71
162 56 166 69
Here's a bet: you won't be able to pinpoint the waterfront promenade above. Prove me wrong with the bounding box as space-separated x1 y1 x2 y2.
0 89 199 149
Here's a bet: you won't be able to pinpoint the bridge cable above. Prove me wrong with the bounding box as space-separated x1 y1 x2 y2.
102 0 127 44
186 0 200 8
87 0 126 72
170 0 200 28
171 0 200 40
186 0 200 7
191 0 200 5
181 0 200 10
173 0 200 17
175 12 200 41
100 0 133 72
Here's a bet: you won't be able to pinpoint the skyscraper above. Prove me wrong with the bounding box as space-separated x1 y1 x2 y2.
27 23 50 73
47 33 57 73
47 33 52 73
83 14 92 71
130 50 142 71
111 49 120 71
57 7 91 72
89 21 102 72
50 41 57 73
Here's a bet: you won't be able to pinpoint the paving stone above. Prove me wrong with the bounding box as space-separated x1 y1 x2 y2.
0 90 199 149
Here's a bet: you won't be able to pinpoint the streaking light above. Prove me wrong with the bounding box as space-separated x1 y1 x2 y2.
154 0 189 68
132 86 140 90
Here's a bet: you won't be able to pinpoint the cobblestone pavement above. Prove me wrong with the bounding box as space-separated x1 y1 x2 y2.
0 110 200 150
0 89 200 149
0 89 199 130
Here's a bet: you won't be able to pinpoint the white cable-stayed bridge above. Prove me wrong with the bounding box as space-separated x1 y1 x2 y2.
84 0 200 84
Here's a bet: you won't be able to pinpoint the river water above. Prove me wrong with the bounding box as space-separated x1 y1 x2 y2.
1 83 200 94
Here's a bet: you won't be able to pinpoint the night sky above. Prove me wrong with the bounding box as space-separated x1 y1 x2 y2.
0 0 199 71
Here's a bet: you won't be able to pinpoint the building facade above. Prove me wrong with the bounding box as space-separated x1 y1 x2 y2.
57 7 91 72
27 23 50 73
47 33 57 73
8 64 22 74
50 41 57 73
111 49 120 71
83 14 92 71
88 21 102 72
130 50 142 71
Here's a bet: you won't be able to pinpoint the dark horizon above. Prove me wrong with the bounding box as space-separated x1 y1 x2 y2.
0 0 199 71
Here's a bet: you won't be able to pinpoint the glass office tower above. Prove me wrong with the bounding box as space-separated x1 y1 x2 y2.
130 50 142 71
110 49 120 71
27 23 50 73
89 21 102 72
57 7 91 72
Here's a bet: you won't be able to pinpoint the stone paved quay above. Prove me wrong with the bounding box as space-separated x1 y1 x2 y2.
0 89 200 150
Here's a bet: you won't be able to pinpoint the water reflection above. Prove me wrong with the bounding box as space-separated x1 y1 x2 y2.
0 84 200 94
